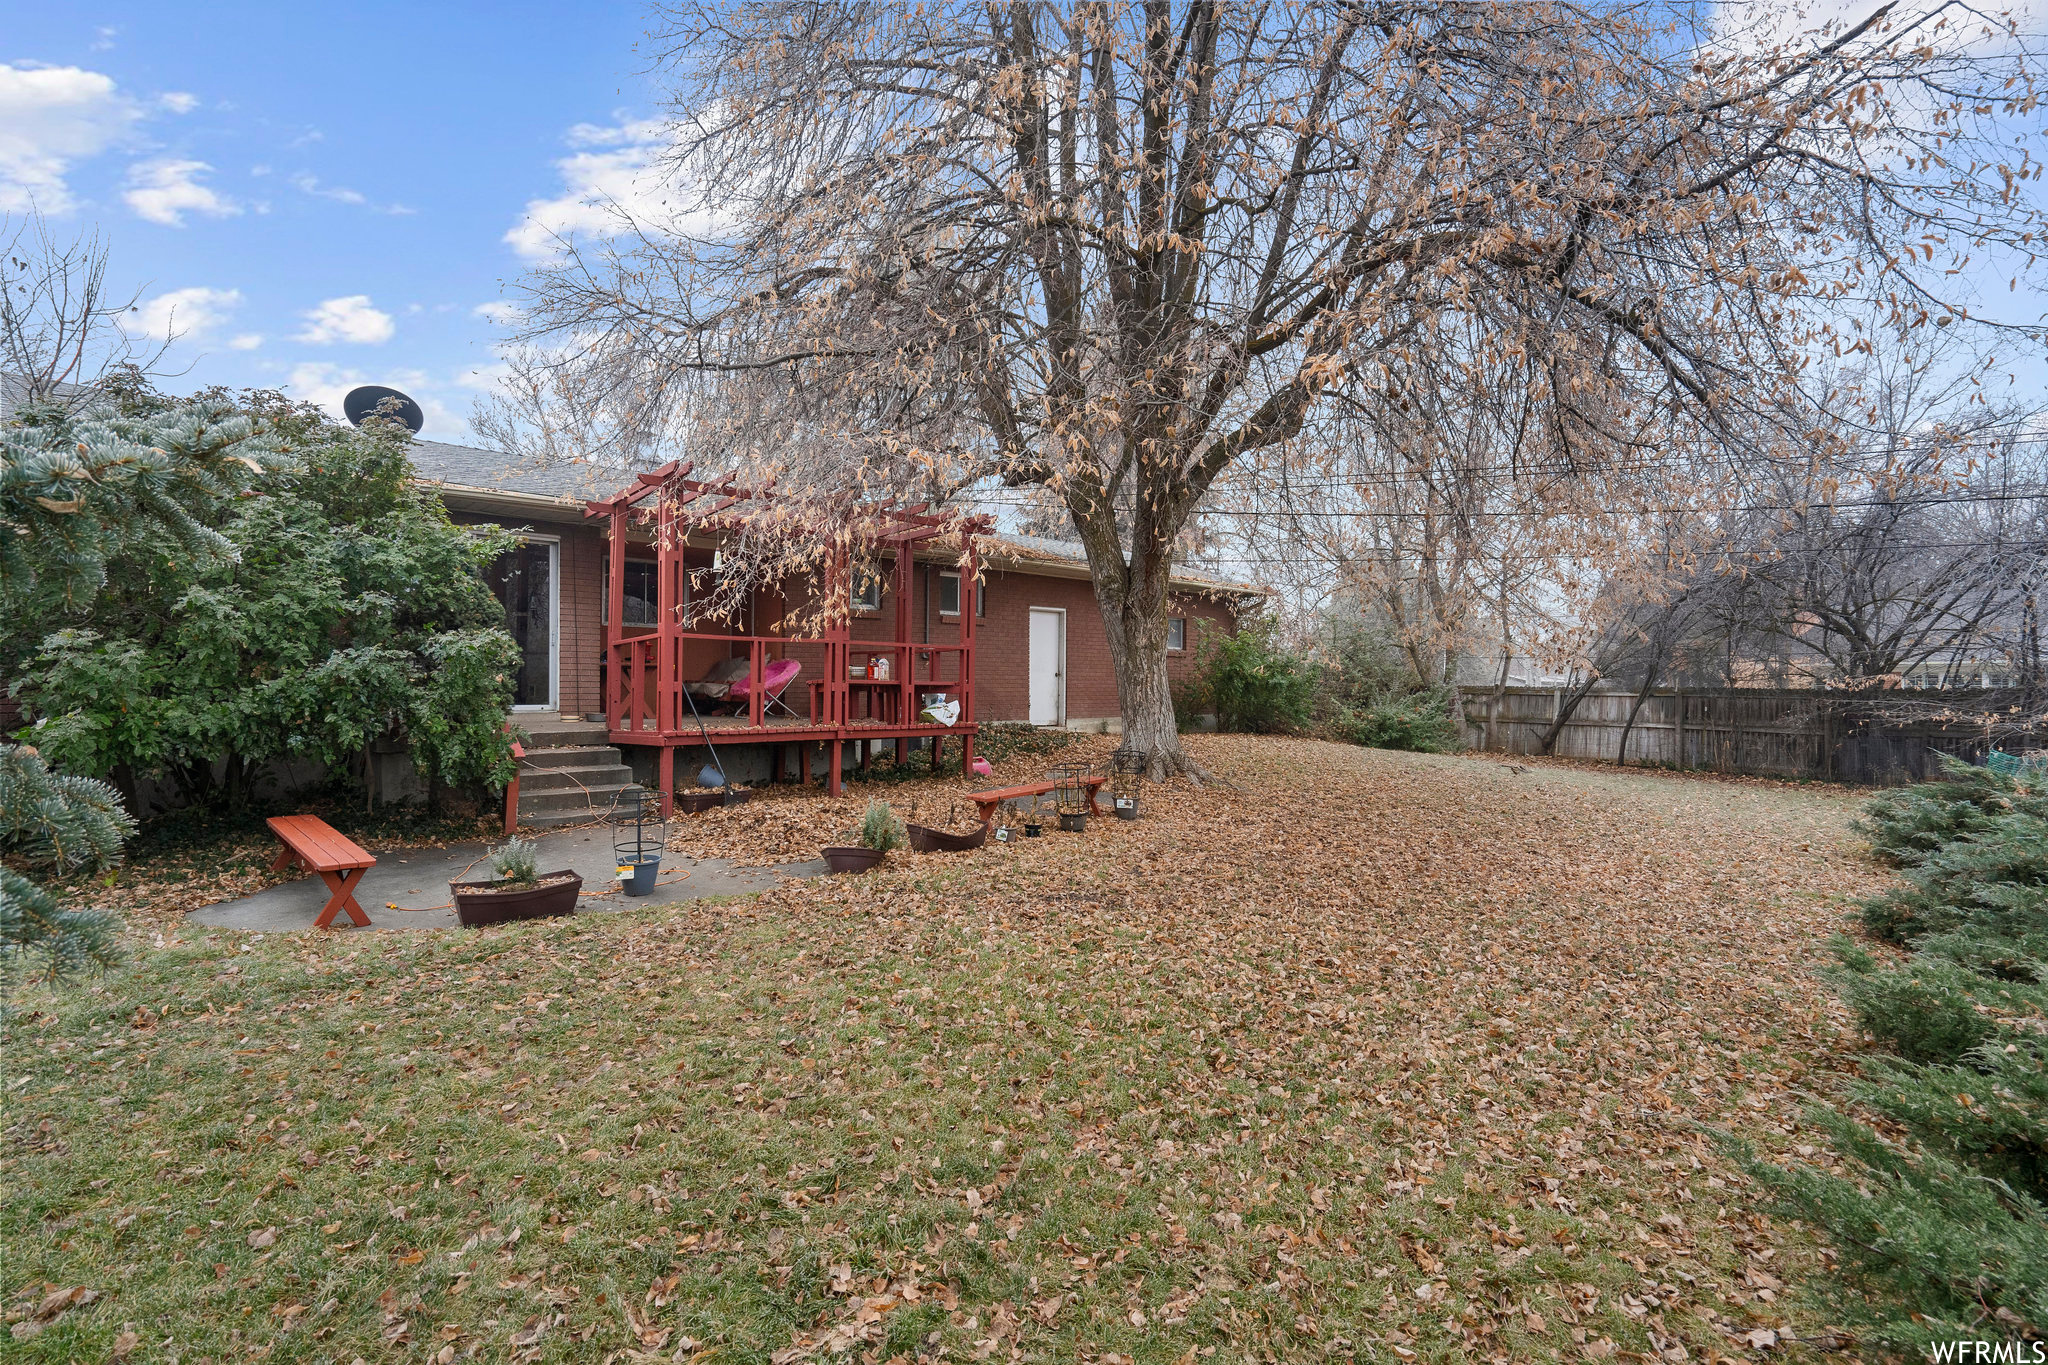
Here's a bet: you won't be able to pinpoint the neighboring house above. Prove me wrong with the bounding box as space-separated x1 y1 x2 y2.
410 440 1257 804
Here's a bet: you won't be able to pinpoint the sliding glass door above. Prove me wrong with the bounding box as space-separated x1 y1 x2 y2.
484 539 558 711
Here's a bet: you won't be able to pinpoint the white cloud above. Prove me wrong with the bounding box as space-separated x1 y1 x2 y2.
506 115 718 262
473 300 525 327
91 26 118 52
118 285 243 343
284 361 361 417
296 294 394 345
288 170 415 215
290 172 365 205
158 91 199 115
228 333 263 350
0 62 143 214
124 157 239 226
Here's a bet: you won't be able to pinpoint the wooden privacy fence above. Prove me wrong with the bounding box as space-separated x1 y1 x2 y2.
1460 686 2037 785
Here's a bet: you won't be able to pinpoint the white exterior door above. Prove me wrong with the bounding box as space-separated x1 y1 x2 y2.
1028 608 1065 726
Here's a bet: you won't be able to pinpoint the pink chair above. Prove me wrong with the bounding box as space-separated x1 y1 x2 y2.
728 658 804 720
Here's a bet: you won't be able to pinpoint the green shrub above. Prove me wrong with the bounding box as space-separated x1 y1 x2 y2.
1831 942 2011 1064
1854 757 2048 868
1322 624 1411 709
1742 1116 2048 1355
1178 618 1316 734
1746 763 2048 1351
858 800 906 852
1330 688 1459 754
1860 800 2048 946
490 836 540 887
0 743 131 981
12 397 520 809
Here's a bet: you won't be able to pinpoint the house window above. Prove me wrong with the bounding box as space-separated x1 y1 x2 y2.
604 559 671 627
1167 616 1186 651
851 568 882 613
621 560 658 627
938 571 960 616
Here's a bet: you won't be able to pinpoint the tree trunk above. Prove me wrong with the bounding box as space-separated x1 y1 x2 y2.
1101 602 1185 779
1614 668 1661 766
1539 675 1600 755
1070 497 1205 781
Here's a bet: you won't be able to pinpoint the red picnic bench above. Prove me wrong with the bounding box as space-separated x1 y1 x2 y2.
967 776 1108 828
266 815 377 930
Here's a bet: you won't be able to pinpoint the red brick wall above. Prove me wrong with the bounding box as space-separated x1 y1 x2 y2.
972 569 1238 724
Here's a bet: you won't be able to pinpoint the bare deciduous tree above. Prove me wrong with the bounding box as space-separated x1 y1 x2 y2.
1 216 167 412
485 1 2046 775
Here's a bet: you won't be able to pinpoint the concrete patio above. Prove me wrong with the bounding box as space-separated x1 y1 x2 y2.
189 827 828 932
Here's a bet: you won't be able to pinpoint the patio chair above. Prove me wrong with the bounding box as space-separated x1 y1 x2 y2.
730 657 805 720
685 656 754 712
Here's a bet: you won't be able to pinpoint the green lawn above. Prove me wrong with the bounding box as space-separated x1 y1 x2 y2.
3 737 1878 1363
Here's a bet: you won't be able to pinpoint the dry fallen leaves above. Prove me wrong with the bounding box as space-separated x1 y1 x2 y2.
11 735 1880 1362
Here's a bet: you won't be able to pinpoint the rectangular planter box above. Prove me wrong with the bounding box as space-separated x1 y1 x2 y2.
449 870 583 927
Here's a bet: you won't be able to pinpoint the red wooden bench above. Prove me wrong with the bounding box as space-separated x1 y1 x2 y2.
967 776 1107 828
266 815 376 930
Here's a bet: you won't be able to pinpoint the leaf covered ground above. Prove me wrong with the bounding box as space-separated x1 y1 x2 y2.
3 736 1881 1363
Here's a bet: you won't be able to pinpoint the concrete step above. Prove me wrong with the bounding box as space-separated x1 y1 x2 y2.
513 729 648 828
518 720 611 749
518 783 646 817
520 806 642 829
516 744 624 771
517 764 635 793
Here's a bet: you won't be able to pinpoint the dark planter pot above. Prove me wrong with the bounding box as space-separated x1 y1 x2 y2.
821 846 887 874
907 822 988 853
1059 813 1088 833
1113 796 1140 821
617 857 661 896
450 870 583 927
1022 823 1043 838
676 787 754 815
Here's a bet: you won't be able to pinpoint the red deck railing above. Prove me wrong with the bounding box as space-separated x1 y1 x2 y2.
604 633 976 737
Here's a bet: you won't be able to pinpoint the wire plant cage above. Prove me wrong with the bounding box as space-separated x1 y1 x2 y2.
1108 746 1145 820
612 787 667 896
1049 763 1092 832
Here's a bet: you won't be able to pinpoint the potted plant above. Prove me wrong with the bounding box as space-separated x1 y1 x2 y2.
906 798 989 853
449 837 583 927
676 784 753 814
823 800 904 873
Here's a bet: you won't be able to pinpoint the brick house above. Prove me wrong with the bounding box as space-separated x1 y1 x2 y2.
409 440 1257 806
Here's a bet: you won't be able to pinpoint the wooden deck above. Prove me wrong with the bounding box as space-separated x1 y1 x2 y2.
587 462 986 808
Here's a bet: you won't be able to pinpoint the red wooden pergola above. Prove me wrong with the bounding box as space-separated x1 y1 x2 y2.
585 462 991 810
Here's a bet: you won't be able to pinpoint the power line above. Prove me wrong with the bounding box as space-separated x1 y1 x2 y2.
970 482 2048 521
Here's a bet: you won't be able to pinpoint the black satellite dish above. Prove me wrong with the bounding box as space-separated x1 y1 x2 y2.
342 384 425 435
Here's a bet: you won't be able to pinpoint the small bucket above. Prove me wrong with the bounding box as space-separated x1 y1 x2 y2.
1059 813 1087 833
617 857 661 897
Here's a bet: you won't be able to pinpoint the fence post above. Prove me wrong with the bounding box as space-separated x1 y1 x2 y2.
1673 688 1685 770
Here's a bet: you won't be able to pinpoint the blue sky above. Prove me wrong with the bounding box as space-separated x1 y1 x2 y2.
8 4 2045 449
4 3 663 439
